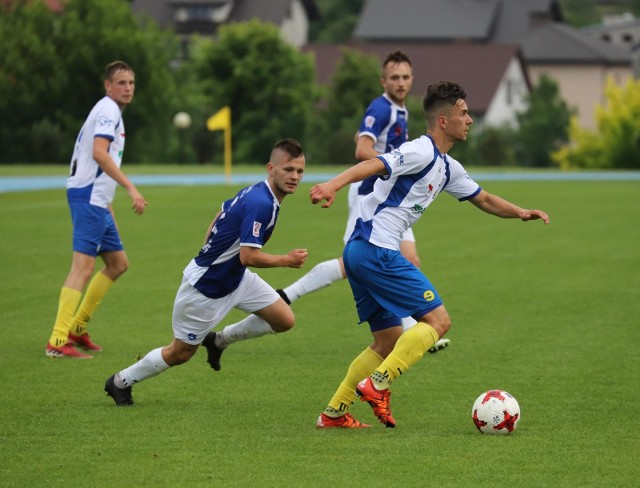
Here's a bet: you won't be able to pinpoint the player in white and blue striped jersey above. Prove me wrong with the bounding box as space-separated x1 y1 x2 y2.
105 139 307 406
45 61 147 359
313 81 549 429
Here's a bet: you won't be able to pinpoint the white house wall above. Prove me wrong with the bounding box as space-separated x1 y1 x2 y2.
279 0 309 47
483 58 529 128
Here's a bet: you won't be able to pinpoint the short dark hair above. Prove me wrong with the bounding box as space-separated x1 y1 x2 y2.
383 50 412 69
423 81 467 125
105 60 134 81
272 138 304 159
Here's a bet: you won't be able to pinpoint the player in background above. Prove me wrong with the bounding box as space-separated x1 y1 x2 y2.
45 60 147 359
105 139 308 406
277 50 449 352
312 81 550 428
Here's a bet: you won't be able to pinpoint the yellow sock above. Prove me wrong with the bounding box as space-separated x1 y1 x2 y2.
70 272 114 336
49 287 82 346
326 347 383 416
371 322 439 390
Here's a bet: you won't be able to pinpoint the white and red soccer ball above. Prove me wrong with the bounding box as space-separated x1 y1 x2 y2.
472 390 520 435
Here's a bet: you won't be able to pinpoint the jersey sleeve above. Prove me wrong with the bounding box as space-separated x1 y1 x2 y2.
93 99 121 141
444 156 482 201
238 190 277 248
378 138 433 179
358 98 391 142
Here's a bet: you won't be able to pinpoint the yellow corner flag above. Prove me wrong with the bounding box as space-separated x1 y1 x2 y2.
206 106 232 183
207 106 230 131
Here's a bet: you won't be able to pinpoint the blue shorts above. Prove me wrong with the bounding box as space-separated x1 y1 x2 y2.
343 238 442 331
69 200 124 257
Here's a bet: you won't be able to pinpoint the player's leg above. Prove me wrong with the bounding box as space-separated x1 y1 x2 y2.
356 306 450 426
69 212 127 349
202 270 291 371
46 251 96 358
278 257 344 304
106 278 228 405
399 232 451 353
318 323 403 429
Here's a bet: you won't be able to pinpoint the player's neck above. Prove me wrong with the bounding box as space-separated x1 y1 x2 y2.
426 131 454 155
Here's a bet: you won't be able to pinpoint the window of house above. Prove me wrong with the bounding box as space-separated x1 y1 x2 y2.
174 1 234 23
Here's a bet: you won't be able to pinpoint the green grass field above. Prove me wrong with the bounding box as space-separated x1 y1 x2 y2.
1 175 639 487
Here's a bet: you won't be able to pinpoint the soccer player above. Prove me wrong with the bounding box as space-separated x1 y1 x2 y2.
104 139 308 406
276 50 449 351
45 61 147 359
312 81 550 428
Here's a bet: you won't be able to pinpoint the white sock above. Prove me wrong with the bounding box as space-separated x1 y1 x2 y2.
117 347 169 386
283 258 344 303
402 316 417 331
218 314 275 346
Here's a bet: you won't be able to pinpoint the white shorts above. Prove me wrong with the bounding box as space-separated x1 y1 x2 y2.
172 269 279 345
343 182 416 245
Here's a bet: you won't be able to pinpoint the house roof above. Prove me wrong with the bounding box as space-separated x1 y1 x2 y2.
522 22 631 64
354 0 562 42
303 42 528 115
1 0 63 12
354 0 500 42
490 0 563 42
131 0 319 32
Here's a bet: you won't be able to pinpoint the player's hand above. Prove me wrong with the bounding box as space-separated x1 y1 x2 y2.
287 249 308 268
129 187 148 215
310 183 335 208
521 209 549 224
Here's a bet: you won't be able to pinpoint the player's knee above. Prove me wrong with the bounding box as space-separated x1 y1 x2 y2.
111 258 129 277
269 310 296 333
432 315 451 337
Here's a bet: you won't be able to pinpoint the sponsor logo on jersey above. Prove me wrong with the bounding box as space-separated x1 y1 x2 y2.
364 115 375 128
423 290 435 301
391 149 404 165
97 115 114 129
411 204 425 214
188 333 197 341
253 221 262 237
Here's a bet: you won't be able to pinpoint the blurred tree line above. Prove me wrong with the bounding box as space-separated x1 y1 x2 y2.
1 0 638 168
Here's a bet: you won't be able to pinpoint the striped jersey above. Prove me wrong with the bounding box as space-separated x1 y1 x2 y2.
350 134 481 251
357 93 409 196
66 96 125 208
183 181 280 299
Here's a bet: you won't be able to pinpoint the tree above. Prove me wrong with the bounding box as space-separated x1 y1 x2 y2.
553 77 640 169
186 20 317 163
514 75 573 167
0 0 180 163
310 47 381 163
310 0 365 42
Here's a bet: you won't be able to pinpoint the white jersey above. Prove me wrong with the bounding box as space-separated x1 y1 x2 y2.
66 96 125 208
350 134 481 251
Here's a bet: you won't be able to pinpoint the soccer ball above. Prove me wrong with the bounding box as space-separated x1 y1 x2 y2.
471 390 520 435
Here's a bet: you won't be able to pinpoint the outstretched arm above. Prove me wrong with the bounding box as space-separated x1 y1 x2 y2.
239 246 308 269
310 157 387 208
470 189 550 224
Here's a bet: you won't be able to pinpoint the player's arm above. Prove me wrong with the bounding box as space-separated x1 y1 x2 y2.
203 211 222 245
310 157 387 208
93 136 147 215
355 134 378 161
469 189 550 224
239 246 308 269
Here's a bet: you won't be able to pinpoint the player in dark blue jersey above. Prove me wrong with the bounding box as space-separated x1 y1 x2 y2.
105 139 307 406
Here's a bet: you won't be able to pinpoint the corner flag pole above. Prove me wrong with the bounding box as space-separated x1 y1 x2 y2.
206 106 232 184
